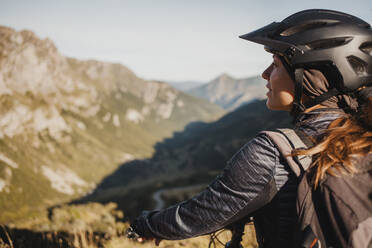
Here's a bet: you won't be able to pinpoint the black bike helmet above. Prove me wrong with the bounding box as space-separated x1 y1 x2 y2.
239 9 372 115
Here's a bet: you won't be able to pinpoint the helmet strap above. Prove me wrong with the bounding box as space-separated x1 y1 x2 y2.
303 88 340 109
290 68 306 117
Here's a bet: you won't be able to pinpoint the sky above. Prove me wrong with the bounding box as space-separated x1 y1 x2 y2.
1 0 371 83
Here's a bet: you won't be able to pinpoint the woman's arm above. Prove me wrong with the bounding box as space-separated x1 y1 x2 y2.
131 133 284 240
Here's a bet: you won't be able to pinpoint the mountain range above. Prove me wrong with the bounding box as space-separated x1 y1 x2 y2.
187 73 267 111
0 24 293 248
0 24 291 227
0 26 225 223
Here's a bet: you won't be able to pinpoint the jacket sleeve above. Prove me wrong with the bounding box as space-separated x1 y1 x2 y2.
131 133 282 240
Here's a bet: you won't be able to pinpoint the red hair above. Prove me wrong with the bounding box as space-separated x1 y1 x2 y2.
294 97 372 188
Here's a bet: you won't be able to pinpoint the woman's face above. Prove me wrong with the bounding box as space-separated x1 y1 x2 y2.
262 55 295 111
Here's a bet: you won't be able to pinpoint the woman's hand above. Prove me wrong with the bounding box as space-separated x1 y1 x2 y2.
127 227 162 246
137 237 162 246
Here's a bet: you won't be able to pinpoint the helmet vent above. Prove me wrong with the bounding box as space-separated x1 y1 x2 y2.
305 37 352 50
360 42 372 55
280 21 334 36
347 56 368 75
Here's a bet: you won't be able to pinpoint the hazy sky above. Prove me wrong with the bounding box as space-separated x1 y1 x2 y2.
1 0 371 82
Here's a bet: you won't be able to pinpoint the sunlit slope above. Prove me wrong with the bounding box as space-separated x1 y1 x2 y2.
0 26 224 223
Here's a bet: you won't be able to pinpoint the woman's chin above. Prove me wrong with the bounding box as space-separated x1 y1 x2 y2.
266 99 277 110
266 99 273 110
266 99 292 111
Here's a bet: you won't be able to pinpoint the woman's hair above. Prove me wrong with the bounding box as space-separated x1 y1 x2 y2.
294 96 372 188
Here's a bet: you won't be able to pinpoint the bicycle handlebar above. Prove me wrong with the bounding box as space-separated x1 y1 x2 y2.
224 216 253 248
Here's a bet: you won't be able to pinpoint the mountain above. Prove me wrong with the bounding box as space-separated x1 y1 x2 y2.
167 80 205 91
187 73 267 111
0 26 225 223
79 99 292 219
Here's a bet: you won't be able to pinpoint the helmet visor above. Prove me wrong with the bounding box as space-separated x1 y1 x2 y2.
239 22 303 61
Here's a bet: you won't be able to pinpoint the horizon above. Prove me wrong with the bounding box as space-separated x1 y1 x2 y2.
1 0 371 82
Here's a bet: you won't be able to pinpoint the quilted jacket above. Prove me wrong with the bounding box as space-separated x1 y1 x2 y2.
131 108 345 247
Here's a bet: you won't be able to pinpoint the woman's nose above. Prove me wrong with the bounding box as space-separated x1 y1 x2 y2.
262 65 271 80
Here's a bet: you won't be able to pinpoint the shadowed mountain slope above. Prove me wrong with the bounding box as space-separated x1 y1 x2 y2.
77 99 292 219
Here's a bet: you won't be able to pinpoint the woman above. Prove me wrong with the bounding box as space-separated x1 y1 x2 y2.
130 9 372 247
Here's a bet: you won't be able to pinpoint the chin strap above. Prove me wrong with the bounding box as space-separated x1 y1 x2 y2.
278 57 306 117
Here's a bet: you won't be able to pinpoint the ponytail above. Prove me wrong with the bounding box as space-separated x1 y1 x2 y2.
294 96 372 188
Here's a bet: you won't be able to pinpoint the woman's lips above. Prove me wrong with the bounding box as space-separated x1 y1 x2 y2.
266 84 272 96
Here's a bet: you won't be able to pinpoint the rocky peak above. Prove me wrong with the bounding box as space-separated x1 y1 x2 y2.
0 26 99 140
0 26 69 96
215 73 234 82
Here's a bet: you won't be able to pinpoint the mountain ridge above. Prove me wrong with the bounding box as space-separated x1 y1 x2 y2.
0 25 225 223
187 73 267 111
167 80 205 91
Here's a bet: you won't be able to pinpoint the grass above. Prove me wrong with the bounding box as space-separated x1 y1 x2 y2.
0 202 258 248
0 223 257 248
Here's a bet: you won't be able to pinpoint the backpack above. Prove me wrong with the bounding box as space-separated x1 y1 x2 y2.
263 128 372 248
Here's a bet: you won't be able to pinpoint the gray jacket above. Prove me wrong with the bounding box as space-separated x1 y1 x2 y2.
131 109 345 247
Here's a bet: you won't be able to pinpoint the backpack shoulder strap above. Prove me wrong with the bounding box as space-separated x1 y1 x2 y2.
261 128 313 177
